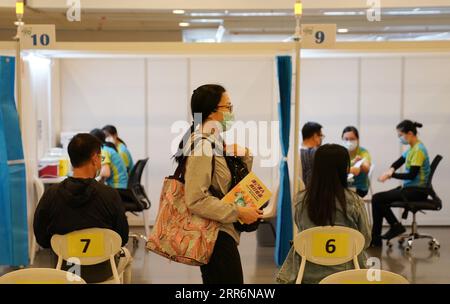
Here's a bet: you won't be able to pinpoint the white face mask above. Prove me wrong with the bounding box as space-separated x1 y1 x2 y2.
106 136 115 144
343 140 358 152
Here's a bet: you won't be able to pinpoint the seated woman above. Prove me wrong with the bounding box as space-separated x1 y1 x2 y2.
341 126 372 198
277 144 371 284
90 128 128 189
371 120 430 247
102 125 134 174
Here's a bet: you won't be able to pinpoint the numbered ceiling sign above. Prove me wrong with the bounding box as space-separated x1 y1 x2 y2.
312 233 349 258
300 24 336 49
20 24 56 49
67 232 105 257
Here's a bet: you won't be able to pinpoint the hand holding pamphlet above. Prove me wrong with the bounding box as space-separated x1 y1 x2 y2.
221 172 272 224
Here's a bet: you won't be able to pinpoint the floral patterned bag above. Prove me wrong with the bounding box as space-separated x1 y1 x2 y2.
146 139 219 266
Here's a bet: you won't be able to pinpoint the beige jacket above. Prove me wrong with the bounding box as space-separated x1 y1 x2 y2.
184 131 253 244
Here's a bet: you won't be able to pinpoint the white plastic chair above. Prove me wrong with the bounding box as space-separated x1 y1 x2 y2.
260 186 279 237
30 177 45 265
294 226 365 284
0 268 86 284
51 228 124 284
319 269 409 284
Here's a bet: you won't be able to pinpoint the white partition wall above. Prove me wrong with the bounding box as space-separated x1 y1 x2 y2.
60 58 147 160
403 56 450 225
54 52 450 226
300 58 359 145
360 58 403 195
146 58 190 221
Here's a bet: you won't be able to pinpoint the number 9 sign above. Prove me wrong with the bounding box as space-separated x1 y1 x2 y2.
300 24 336 49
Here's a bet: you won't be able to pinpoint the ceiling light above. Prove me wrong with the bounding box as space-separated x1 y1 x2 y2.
338 28 349 33
179 22 190 27
323 11 364 16
189 19 223 24
190 12 225 17
173 10 185 15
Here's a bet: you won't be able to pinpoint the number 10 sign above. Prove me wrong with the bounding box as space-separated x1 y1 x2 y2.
20 24 56 49
301 24 336 49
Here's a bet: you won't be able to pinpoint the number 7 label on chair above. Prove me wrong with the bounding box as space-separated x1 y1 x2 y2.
312 233 349 258
68 233 105 257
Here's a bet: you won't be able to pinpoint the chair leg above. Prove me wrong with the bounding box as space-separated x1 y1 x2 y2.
397 213 440 252
143 210 150 240
29 236 37 265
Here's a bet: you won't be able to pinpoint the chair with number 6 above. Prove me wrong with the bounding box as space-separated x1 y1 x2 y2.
294 226 365 284
51 228 131 284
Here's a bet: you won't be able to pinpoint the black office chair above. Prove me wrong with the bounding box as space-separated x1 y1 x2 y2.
387 155 443 253
118 158 151 247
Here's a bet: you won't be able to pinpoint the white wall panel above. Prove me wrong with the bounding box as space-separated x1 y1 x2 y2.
404 56 450 225
360 58 403 195
146 58 189 222
60 59 146 160
299 58 359 145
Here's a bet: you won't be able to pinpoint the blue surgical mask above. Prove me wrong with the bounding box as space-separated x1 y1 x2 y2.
219 111 235 131
399 136 408 145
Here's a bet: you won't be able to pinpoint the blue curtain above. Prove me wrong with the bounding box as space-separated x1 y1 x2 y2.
275 56 294 267
0 56 29 266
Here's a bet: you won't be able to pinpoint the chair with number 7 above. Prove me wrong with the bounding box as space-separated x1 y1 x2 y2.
294 226 365 284
51 228 130 284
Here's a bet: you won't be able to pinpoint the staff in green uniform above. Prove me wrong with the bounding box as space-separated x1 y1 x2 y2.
371 120 430 247
90 128 128 189
341 126 372 198
102 125 134 174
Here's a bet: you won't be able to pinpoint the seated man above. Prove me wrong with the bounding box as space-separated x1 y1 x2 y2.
33 133 132 283
300 122 324 188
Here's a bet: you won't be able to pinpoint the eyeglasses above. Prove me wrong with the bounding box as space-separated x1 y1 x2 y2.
217 104 233 112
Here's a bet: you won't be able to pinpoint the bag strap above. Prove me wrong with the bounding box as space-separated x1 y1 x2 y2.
173 135 216 182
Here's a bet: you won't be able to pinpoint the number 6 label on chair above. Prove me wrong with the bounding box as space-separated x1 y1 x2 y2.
312 233 349 258
68 233 105 257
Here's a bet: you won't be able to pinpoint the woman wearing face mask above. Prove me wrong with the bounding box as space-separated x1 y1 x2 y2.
370 120 430 247
102 125 134 174
342 126 372 198
174 84 262 284
90 128 128 189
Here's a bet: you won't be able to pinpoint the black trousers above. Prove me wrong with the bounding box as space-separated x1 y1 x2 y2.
371 186 427 240
200 231 243 284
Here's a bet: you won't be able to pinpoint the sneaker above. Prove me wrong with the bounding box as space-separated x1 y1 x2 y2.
381 223 406 240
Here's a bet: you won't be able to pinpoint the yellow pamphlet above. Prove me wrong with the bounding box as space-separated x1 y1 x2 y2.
221 172 272 223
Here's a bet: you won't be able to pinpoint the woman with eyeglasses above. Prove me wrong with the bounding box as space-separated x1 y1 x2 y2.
341 126 372 198
371 120 430 247
174 84 262 284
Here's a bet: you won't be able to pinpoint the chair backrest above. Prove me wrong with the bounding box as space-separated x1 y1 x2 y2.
294 226 365 284
427 155 443 188
319 269 409 284
294 226 365 266
127 158 149 188
51 228 122 266
0 268 86 284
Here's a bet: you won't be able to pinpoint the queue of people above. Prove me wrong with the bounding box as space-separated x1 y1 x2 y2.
32 82 431 285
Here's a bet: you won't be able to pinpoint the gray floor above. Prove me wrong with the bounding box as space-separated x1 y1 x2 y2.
1 226 448 284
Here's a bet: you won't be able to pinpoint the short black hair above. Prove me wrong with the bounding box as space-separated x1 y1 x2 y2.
302 122 323 140
342 126 359 139
68 133 102 168
90 128 106 143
